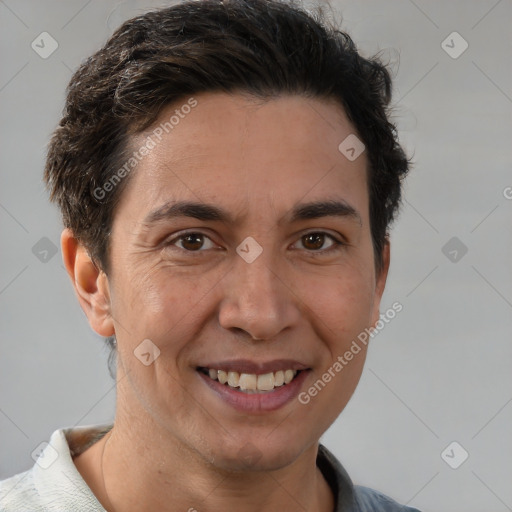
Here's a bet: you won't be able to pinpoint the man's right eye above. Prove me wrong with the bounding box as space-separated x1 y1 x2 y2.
166 231 217 252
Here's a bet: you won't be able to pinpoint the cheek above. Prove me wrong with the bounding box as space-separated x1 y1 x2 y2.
299 262 376 343
111 267 200 419
299 274 373 426
112 263 187 331
111 263 223 368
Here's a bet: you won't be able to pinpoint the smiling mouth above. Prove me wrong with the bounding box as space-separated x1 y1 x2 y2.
197 367 303 394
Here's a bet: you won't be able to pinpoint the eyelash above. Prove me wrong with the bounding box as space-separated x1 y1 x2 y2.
165 230 345 256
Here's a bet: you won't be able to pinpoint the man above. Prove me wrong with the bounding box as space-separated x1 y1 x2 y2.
0 0 418 510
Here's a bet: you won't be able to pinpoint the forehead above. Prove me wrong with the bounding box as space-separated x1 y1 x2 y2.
117 92 368 224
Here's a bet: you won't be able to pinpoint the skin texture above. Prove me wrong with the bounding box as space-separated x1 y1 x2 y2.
65 92 390 512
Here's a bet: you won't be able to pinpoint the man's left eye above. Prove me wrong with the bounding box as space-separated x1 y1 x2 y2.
295 232 344 253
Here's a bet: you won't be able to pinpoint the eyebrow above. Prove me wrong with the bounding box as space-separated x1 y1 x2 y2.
143 199 362 226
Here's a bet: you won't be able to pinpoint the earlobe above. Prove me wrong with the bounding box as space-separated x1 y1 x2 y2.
61 228 115 337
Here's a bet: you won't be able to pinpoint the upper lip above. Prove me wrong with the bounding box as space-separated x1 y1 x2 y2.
196 359 310 374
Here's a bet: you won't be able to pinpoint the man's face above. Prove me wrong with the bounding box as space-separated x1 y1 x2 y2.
101 92 387 470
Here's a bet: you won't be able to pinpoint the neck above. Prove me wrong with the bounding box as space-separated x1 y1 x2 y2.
79 411 334 512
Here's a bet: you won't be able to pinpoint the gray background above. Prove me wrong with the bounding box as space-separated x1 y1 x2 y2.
1 1 511 511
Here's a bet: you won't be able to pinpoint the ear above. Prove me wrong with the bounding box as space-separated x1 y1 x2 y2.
61 228 115 337
370 238 391 327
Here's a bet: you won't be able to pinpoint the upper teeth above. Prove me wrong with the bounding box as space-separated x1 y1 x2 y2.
206 368 298 392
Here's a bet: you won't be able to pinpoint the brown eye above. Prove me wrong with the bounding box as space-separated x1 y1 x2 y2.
180 233 205 251
302 232 332 251
303 233 323 250
294 231 345 256
169 232 216 252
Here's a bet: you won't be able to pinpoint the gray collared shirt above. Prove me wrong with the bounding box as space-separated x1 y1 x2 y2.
317 444 421 511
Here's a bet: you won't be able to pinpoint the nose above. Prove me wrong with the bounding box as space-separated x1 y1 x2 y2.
218 248 301 341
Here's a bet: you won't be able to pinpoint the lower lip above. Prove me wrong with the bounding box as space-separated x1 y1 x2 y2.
197 370 310 413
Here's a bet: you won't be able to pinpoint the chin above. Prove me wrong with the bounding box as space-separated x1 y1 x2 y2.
207 436 309 473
